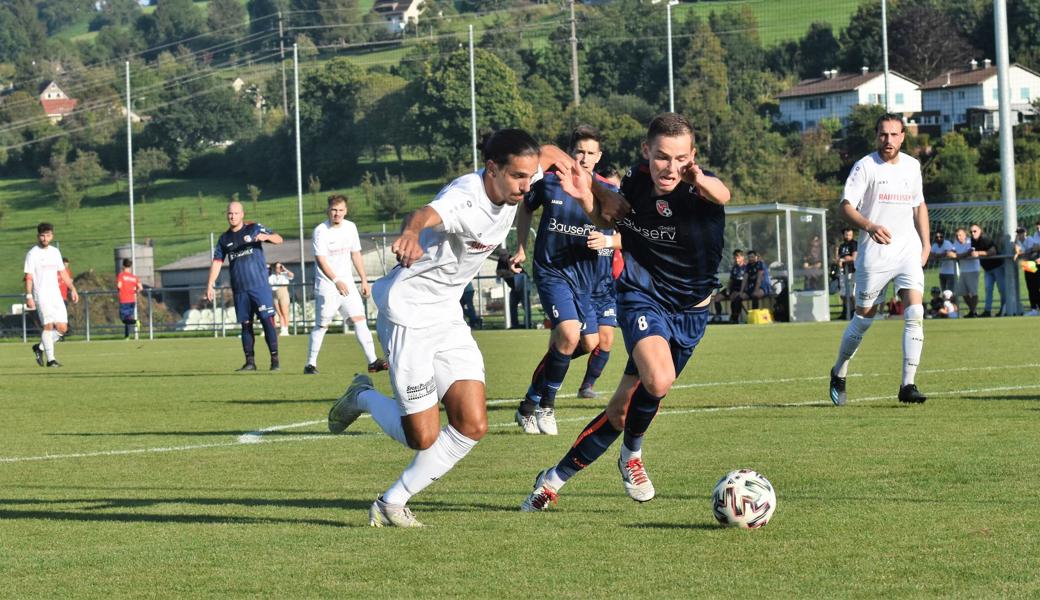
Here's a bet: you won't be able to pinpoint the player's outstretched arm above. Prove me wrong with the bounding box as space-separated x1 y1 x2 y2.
682 161 731 205
589 179 629 228
393 206 442 267
538 144 573 174
841 200 892 244
913 202 930 267
258 231 283 244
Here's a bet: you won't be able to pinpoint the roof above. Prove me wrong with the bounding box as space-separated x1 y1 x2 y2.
776 71 918 99
40 97 77 116
158 241 317 272
920 63 1040 90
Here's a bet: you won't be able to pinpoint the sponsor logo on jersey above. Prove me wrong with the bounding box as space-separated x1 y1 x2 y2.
619 217 677 242
546 217 596 237
406 376 437 401
878 192 913 203
229 247 255 261
244 235 253 243
550 199 564 205
655 199 673 217
467 240 496 253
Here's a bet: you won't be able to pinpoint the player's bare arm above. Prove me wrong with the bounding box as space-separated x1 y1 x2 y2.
913 203 930 267
60 269 79 304
256 232 283 244
537 144 574 174
205 260 223 302
589 179 630 227
316 255 349 296
393 206 442 267
510 202 535 269
841 200 892 244
586 230 621 251
24 274 36 311
351 251 371 298
681 161 731 205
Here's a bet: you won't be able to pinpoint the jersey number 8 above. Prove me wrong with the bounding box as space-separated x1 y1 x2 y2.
637 315 648 331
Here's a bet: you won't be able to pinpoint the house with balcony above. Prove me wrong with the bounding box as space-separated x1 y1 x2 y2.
776 68 921 132
918 59 1040 137
372 0 425 32
39 81 78 124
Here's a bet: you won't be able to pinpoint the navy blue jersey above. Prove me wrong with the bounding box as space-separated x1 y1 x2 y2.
592 228 616 300
615 163 725 311
527 172 600 293
214 222 275 292
745 259 770 292
727 263 747 292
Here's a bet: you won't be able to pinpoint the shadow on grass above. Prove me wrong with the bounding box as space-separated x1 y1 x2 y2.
0 508 350 527
48 429 361 437
965 394 1040 402
624 522 721 531
206 398 332 406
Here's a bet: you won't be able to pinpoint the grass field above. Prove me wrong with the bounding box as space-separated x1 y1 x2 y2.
680 0 863 46
3 317 1040 597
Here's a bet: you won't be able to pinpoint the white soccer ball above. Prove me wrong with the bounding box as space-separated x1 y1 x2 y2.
712 469 777 529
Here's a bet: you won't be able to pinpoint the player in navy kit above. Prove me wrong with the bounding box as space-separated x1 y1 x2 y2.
512 125 611 436
576 224 621 398
206 201 284 371
522 113 731 510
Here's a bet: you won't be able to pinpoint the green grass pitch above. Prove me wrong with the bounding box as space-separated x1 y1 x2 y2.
2 317 1040 597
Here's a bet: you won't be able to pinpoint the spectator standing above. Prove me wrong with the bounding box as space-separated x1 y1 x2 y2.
268 262 294 336
836 227 858 320
930 230 957 296
950 227 980 317
116 258 143 339
1022 222 1040 315
970 224 1005 317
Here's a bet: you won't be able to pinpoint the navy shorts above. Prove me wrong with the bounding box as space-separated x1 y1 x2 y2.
617 289 709 377
234 287 276 323
582 292 618 334
536 275 592 329
119 302 136 324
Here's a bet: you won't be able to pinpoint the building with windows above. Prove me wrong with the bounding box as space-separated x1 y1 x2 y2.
918 60 1040 136
39 81 78 124
776 68 921 132
371 0 425 32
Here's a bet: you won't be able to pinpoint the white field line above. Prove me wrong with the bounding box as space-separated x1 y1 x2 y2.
3 362 1038 465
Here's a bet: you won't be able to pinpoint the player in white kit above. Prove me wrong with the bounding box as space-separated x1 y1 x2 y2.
829 113 930 406
24 222 79 367
326 129 581 527
304 194 387 374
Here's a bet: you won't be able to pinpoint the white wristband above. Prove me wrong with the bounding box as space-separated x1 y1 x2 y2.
603 235 615 249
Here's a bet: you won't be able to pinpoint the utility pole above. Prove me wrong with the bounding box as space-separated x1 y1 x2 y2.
881 0 891 111
278 11 289 113
995 0 1020 315
569 0 580 106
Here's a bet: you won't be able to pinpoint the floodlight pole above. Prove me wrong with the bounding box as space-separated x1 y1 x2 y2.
125 62 139 339
569 0 580 106
995 0 1020 315
469 25 478 172
293 44 308 326
667 1 674 112
881 0 891 111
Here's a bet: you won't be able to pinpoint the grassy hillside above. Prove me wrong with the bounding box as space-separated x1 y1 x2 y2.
0 166 448 298
680 0 863 46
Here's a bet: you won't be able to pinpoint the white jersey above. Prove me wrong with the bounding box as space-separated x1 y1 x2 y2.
24 244 64 302
374 169 541 328
931 240 956 275
312 219 361 292
952 238 979 272
843 152 924 272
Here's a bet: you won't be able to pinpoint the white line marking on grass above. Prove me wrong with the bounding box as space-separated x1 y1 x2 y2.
238 419 326 443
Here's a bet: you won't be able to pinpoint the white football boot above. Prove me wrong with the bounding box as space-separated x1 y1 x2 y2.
618 455 656 502
328 373 373 434
534 407 558 435
369 496 424 528
520 469 559 512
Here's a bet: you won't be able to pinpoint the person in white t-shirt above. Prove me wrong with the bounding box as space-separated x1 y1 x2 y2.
949 227 980 316
303 194 386 375
24 222 79 367
829 113 930 406
326 129 580 528
929 230 956 295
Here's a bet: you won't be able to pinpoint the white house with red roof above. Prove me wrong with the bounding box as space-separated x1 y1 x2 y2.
776 68 921 131
39 81 78 123
918 59 1040 136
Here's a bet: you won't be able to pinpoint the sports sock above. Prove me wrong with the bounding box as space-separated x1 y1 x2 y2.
383 425 477 505
359 389 407 446
581 347 610 389
260 316 279 355
124 322 132 337
570 345 589 360
353 322 378 363
241 321 255 359
554 411 622 482
517 397 538 417
622 383 662 454
536 344 571 409
41 330 56 361
307 325 328 366
525 350 551 406
833 314 873 377
902 304 924 386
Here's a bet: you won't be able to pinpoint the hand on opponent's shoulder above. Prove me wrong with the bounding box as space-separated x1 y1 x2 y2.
681 161 730 205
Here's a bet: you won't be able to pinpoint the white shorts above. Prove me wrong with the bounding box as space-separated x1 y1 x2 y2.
855 261 925 308
376 313 485 415
314 287 366 326
35 295 68 326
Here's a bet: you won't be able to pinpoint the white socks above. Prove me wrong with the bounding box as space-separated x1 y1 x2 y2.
41 330 57 361
902 304 924 386
383 425 478 506
359 389 407 446
306 326 327 366
620 444 641 464
353 322 378 363
833 314 873 377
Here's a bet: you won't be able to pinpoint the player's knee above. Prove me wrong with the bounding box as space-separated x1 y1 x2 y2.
406 429 440 451
55 323 68 334
455 419 487 441
640 374 674 398
904 304 924 323
553 331 580 354
606 404 626 430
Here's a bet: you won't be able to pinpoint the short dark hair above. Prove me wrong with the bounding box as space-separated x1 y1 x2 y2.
875 112 905 133
327 194 348 207
747 249 758 256
732 249 744 257
482 128 540 167
842 226 854 233
37 222 53 234
568 124 601 151
597 165 620 180
122 258 132 268
646 113 695 144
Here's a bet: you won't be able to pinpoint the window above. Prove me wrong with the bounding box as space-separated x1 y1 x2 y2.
993 88 1000 100
943 115 951 123
807 98 826 110
1023 87 1031 100
895 93 904 105
806 120 816 129
958 91 965 99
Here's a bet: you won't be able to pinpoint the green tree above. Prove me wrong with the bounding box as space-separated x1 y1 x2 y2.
247 0 289 51
412 49 532 163
145 76 253 167
364 170 409 221
133 147 170 195
308 173 322 209
290 0 365 45
677 18 729 159
931 131 986 200
799 23 840 80
0 8 31 63
247 184 261 213
37 0 94 35
89 0 141 31
840 104 889 167
583 0 669 107
137 0 207 53
39 151 107 222
357 72 414 162
208 0 249 47
889 0 974 83
298 57 369 182
838 2 884 73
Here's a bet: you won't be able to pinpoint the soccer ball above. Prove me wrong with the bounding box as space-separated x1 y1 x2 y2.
712 469 777 529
